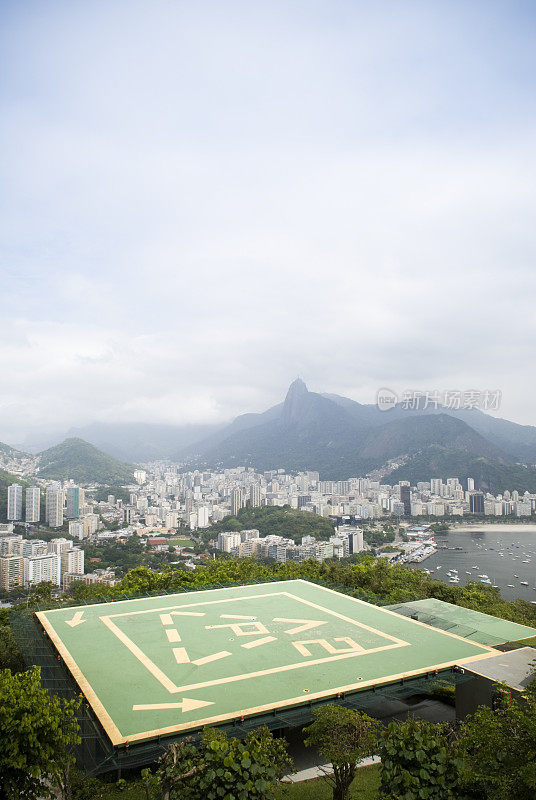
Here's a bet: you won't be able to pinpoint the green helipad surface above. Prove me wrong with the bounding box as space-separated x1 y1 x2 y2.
37 580 496 745
385 598 536 646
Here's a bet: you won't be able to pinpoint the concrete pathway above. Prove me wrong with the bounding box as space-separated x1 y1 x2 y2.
282 756 381 783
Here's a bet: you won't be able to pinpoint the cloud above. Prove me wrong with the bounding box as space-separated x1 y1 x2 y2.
0 0 535 445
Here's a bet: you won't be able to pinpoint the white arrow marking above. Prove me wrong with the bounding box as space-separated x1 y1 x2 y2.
132 698 214 712
272 617 328 635
65 611 85 628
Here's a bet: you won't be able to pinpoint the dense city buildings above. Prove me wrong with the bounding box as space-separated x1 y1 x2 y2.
2 461 536 597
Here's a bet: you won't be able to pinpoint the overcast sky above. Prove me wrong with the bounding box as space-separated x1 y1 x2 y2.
1 0 535 447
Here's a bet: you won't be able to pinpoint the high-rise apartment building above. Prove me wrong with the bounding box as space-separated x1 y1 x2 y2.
399 484 411 515
48 538 73 555
68 520 88 539
24 552 61 586
7 484 23 521
469 492 484 514
0 535 23 556
66 486 80 519
249 484 262 508
60 547 84 576
231 487 244 516
46 487 64 528
430 479 443 496
217 532 241 553
0 555 24 591
25 487 41 523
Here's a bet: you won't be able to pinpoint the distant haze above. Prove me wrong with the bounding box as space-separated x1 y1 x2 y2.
1 1 535 448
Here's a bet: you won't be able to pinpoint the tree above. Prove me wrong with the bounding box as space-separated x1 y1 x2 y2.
0 610 25 672
0 666 81 800
156 726 292 800
457 677 536 800
304 705 380 800
378 718 460 800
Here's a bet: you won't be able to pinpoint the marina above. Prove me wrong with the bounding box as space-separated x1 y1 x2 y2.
404 524 536 601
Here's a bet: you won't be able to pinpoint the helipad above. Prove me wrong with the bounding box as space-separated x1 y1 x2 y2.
36 580 495 745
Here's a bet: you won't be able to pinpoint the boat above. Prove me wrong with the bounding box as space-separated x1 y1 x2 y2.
478 574 488 579
520 581 529 586
514 574 519 578
471 565 478 569
507 584 515 588
465 571 471 574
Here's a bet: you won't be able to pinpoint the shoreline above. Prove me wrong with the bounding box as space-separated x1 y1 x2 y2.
449 523 536 533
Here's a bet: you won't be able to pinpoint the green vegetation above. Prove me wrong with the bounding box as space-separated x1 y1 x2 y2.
275 769 380 800
168 536 194 546
378 718 460 800
92 486 131 503
429 522 450 532
0 609 24 672
426 680 456 706
54 767 382 800
79 537 175 577
151 726 291 800
0 666 81 800
457 677 536 800
58 553 536 630
304 706 380 800
37 438 135 484
362 528 396 548
205 505 335 543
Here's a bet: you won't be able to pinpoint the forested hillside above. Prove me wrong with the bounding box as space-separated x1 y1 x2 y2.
204 505 336 543
64 556 536 630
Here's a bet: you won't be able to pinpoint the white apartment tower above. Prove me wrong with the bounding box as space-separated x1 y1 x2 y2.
231 487 244 516
249 484 262 508
24 552 61 587
430 478 443 496
7 484 23 521
46 487 64 529
25 487 41 523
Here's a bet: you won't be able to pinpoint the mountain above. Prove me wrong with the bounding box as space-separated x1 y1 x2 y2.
386 450 536 494
66 422 222 461
358 414 510 463
37 438 135 484
0 441 27 458
182 379 371 475
180 379 536 489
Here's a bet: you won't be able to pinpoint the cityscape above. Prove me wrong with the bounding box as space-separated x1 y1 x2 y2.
2 459 536 599
2 1 535 797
